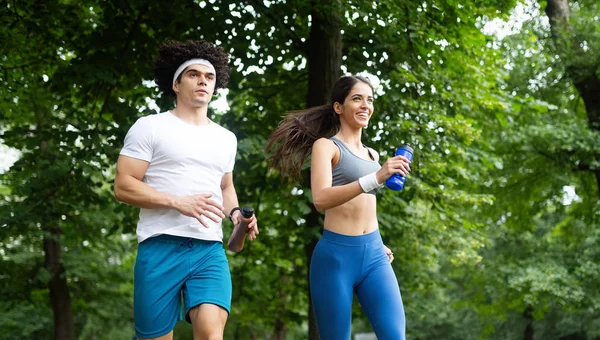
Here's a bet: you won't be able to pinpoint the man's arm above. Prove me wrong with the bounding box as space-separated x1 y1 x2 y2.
221 172 258 252
114 155 175 209
114 155 225 227
220 172 240 220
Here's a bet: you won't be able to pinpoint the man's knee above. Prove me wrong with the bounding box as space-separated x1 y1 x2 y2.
193 328 223 340
193 320 225 340
189 304 227 340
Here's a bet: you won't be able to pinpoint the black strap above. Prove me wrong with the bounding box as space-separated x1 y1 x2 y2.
228 207 241 222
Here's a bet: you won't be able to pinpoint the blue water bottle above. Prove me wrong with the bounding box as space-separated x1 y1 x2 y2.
385 144 414 191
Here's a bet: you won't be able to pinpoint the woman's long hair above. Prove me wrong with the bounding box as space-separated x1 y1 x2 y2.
265 75 373 179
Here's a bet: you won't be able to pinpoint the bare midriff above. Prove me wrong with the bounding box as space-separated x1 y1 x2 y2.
323 193 378 235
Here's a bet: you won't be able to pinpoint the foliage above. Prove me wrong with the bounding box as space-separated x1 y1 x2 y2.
1 0 599 339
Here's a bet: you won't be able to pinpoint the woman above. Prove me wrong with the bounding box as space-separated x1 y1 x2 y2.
266 75 411 339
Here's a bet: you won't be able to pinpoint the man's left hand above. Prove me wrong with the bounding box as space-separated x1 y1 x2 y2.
231 212 259 241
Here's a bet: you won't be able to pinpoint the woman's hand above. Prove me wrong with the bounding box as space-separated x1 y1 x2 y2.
376 155 411 184
384 245 394 263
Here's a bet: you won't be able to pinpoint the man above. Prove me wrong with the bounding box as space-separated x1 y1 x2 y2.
114 39 259 340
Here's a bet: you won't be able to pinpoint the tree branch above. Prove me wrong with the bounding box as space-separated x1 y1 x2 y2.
246 0 305 52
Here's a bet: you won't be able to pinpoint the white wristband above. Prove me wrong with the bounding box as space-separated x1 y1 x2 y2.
358 172 381 193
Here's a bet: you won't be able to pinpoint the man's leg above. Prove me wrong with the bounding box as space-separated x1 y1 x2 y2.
137 331 173 340
183 240 232 340
135 236 188 340
188 304 228 340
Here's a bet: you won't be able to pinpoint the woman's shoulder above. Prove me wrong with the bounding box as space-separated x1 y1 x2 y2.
313 137 336 148
312 137 339 156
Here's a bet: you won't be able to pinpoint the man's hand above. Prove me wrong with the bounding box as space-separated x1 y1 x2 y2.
173 194 225 228
231 211 259 241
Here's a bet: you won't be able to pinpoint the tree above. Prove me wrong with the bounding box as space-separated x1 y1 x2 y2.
1 1 207 338
442 1 600 338
2 0 547 339
219 0 516 338
544 0 600 190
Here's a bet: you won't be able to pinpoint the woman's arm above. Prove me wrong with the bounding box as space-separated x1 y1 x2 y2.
310 138 366 212
310 139 412 213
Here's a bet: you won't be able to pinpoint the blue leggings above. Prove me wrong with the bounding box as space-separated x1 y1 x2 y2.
310 229 405 340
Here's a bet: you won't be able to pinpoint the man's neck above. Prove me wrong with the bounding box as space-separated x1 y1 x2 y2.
171 104 210 125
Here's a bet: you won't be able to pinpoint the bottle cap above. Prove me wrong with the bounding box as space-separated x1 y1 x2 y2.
241 206 254 218
400 144 414 152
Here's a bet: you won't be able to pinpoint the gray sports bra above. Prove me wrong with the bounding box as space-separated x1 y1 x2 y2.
330 137 382 195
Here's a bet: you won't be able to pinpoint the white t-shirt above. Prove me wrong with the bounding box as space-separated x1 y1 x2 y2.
119 111 237 243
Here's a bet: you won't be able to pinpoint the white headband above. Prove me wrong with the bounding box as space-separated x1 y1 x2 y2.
172 59 216 85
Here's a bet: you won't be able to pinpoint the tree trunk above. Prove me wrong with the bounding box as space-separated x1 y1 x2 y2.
574 75 600 189
544 0 600 191
272 274 289 340
39 133 74 339
306 1 343 108
523 306 534 340
272 319 286 340
304 2 343 338
544 0 570 40
44 224 75 340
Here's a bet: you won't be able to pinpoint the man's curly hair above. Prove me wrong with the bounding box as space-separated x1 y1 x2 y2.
153 40 231 98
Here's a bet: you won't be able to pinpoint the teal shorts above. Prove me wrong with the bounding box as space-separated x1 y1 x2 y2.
133 235 232 339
